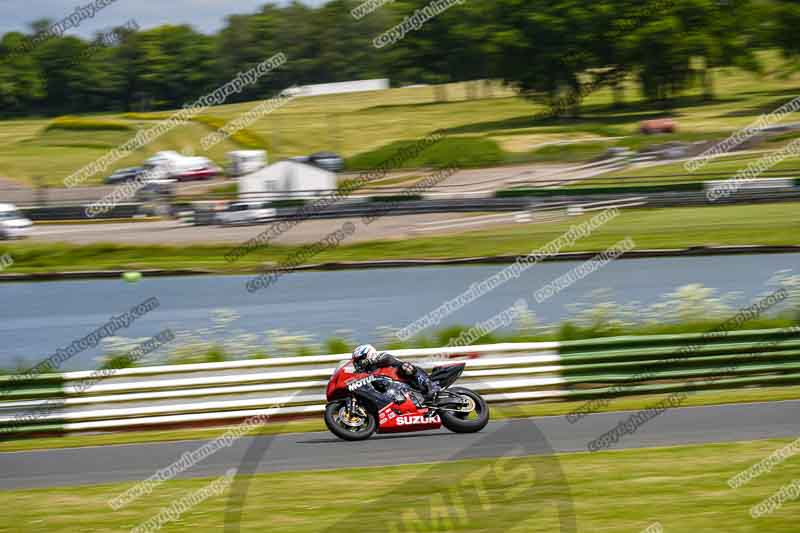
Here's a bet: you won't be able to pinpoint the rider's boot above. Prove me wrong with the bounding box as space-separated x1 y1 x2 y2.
412 369 441 403
423 381 441 403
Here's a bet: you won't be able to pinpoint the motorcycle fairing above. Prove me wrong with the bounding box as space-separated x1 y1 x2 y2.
329 363 443 433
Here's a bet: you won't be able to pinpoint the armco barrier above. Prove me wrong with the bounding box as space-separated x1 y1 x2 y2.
1 327 799 438
21 204 141 221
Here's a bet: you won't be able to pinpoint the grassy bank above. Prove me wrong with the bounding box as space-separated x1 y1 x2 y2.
3 385 800 453
3 437 798 531
4 51 800 185
1 203 798 275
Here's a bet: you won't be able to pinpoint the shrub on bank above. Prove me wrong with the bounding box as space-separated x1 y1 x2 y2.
122 112 175 121
45 116 133 132
346 136 505 171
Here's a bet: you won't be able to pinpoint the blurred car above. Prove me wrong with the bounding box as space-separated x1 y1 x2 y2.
0 203 33 240
309 152 345 173
104 166 145 185
640 118 676 134
143 151 220 182
175 164 221 182
190 201 228 225
604 147 635 159
290 152 345 173
216 201 277 225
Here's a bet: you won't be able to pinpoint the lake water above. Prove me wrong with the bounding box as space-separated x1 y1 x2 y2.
1 253 796 370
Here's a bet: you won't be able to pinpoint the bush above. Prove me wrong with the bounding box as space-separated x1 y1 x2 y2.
558 322 582 341
435 325 470 346
347 136 505 170
419 137 505 168
122 112 175 121
169 344 228 365
100 353 137 370
210 183 238 195
338 178 365 192
45 116 133 132
434 325 499 346
325 337 351 354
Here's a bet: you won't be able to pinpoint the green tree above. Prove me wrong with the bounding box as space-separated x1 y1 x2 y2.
470 0 604 114
0 32 45 116
0 0 783 116
376 0 483 101
33 35 98 113
771 0 800 66
130 25 217 110
628 14 693 103
677 0 761 100
217 4 294 99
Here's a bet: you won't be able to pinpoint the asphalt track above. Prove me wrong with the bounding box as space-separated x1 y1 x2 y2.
1 400 798 490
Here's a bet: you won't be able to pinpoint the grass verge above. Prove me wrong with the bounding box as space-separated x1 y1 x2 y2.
0 202 799 274
3 385 799 453
2 438 799 531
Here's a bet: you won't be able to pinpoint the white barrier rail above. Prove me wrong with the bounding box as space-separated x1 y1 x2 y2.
1 343 563 434
4 329 800 436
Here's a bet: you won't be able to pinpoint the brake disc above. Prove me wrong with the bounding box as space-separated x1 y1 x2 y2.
460 397 476 412
338 407 366 428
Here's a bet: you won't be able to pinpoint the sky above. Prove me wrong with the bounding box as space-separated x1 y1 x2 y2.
0 0 327 38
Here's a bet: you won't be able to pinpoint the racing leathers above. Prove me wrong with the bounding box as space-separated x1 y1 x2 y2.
355 352 440 400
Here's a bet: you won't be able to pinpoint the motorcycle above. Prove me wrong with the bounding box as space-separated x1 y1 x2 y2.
324 360 490 441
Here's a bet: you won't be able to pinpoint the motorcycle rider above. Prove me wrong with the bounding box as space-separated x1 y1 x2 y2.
351 344 441 401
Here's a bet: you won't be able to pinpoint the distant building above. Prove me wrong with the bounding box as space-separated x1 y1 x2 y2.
281 79 389 98
238 160 337 200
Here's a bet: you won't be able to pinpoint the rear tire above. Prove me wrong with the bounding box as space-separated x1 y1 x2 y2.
324 399 377 441
440 387 490 434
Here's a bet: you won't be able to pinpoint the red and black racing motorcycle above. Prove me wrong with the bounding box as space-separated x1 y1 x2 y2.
324 360 490 441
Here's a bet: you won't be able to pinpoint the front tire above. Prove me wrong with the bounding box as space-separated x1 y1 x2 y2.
440 387 490 434
324 399 377 441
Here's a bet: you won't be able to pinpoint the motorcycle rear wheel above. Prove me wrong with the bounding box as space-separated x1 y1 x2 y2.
324 399 377 441
439 387 490 433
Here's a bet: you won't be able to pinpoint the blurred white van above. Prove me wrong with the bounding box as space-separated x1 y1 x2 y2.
227 150 267 177
0 203 32 240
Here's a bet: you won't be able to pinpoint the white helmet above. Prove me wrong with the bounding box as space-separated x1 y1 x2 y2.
352 344 377 369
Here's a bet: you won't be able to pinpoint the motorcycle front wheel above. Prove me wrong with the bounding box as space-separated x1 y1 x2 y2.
324 399 378 441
